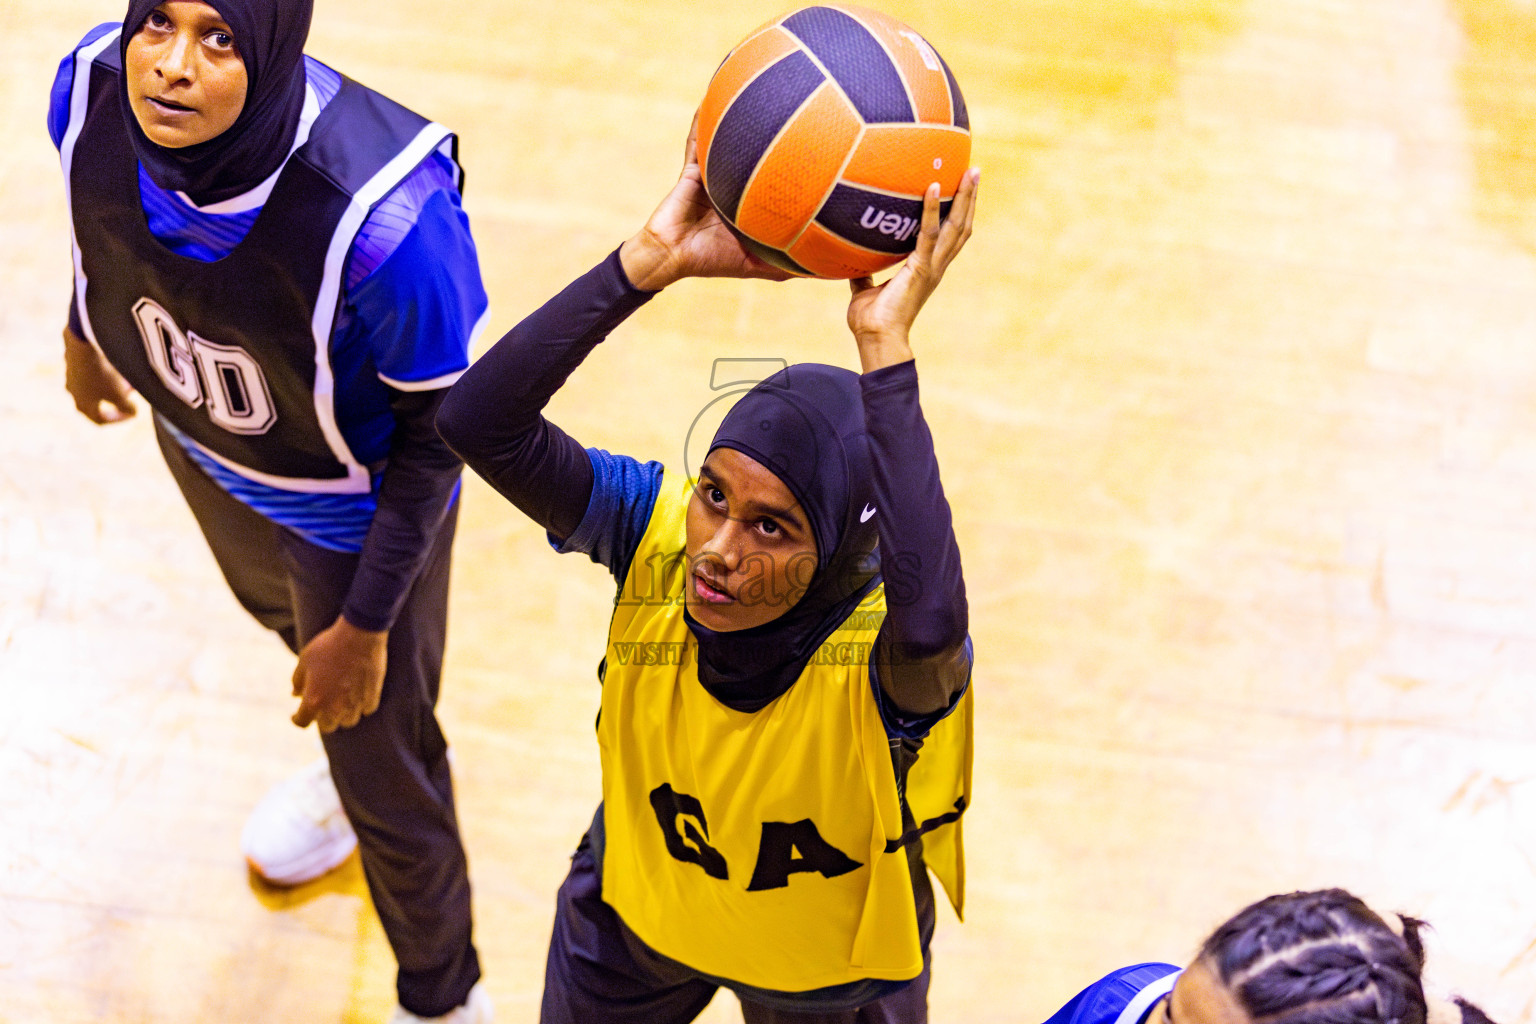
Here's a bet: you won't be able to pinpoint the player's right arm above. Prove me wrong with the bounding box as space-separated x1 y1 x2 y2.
436 251 662 578
51 24 139 426
617 114 789 291
438 115 788 576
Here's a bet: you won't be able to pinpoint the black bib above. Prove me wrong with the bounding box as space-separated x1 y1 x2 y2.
65 36 455 491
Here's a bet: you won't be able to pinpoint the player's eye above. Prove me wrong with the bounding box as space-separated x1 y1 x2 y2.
145 10 171 30
207 31 235 50
758 518 781 536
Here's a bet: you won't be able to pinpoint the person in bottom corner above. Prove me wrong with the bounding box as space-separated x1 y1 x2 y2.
436 123 980 1022
1045 888 1502 1024
50 1 488 1019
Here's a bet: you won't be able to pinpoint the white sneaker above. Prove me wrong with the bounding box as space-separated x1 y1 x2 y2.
240 757 357 886
388 982 493 1023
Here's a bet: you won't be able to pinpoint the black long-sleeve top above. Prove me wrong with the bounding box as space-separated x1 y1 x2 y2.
437 249 970 724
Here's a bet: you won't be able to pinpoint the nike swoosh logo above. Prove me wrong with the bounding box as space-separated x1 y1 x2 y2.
860 504 877 523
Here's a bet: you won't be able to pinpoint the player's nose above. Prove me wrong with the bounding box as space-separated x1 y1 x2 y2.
157 31 197 83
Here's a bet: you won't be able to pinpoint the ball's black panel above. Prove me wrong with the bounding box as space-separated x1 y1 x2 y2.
782 7 914 125
706 50 826 222
816 184 952 255
940 54 969 131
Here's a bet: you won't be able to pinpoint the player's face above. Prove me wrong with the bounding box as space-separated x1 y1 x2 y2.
1151 959 1250 1024
125 2 247 148
685 448 818 633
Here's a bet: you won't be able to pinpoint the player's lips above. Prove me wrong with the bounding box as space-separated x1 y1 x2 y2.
692 569 734 604
147 96 197 114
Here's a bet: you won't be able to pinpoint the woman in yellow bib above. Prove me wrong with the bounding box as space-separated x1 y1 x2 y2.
439 128 979 1023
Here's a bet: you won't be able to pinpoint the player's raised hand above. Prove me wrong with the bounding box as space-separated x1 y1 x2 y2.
846 167 979 373
290 616 388 733
619 113 793 291
63 325 137 424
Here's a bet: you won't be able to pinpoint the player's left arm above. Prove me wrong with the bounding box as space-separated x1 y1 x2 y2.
292 169 484 732
51 25 141 426
846 170 979 722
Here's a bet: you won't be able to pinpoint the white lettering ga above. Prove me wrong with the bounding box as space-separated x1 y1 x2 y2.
859 206 920 242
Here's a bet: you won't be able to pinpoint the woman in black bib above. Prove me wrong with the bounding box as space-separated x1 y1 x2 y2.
51 1 489 1018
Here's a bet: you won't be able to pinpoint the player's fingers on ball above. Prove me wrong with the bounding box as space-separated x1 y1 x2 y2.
914 185 947 263
939 176 975 242
934 204 975 269
955 175 980 242
954 170 980 237
941 170 977 228
919 182 942 234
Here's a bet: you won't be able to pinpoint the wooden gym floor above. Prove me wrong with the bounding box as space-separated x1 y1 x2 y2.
2 0 1534 1020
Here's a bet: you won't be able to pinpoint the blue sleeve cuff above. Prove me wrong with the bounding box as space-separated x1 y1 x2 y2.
551 448 664 583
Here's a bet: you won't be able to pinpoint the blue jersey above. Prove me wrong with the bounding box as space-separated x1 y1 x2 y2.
1042 965 1182 1024
51 25 487 552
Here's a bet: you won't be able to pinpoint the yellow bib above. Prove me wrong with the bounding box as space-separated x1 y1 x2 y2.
598 474 972 992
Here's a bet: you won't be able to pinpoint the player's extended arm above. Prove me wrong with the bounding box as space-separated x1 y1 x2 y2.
439 113 787 541
617 114 790 292
437 257 639 541
848 170 980 719
63 325 137 424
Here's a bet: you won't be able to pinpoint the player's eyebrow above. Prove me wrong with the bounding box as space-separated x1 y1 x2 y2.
744 498 802 525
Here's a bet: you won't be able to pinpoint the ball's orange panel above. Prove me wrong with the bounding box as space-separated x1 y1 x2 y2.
787 220 904 279
840 125 971 197
735 84 862 249
835 5 957 124
698 27 802 177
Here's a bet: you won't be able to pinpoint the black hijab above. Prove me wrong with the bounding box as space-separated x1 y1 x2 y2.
120 0 313 205
687 364 882 710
